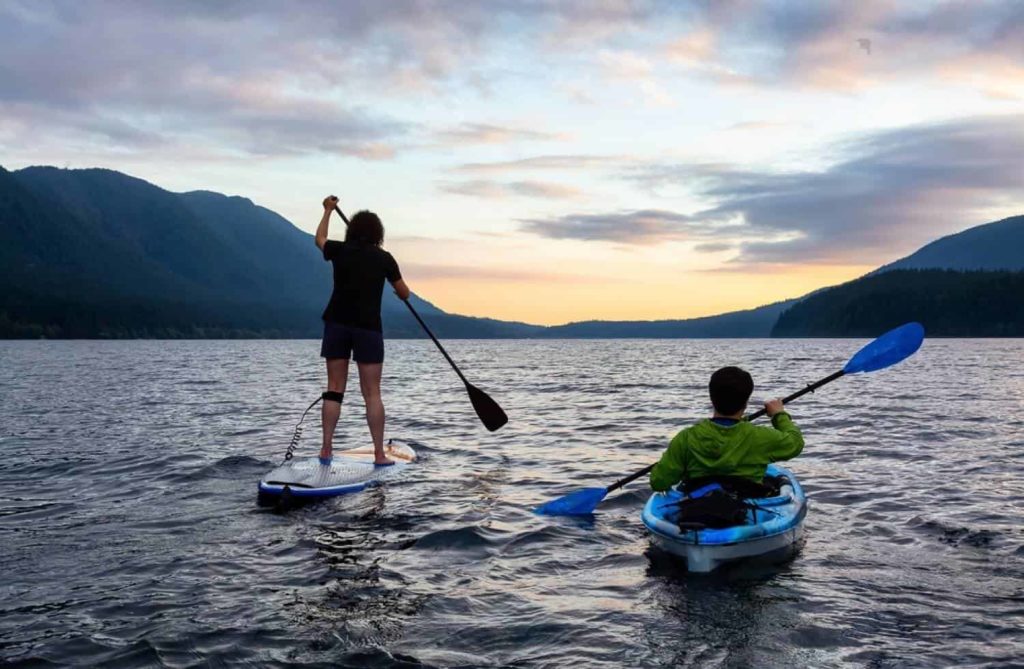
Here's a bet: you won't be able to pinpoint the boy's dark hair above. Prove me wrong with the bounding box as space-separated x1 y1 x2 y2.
709 366 753 415
345 210 385 247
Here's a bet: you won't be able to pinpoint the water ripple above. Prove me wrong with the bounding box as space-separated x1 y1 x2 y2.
1 338 1023 667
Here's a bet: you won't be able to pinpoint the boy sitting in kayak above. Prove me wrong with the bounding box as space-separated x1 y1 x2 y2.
650 366 803 493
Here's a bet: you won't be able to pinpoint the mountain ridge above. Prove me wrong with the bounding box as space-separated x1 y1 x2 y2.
2 164 1021 338
772 269 1024 337
875 215 1024 274
1 165 545 338
538 299 796 338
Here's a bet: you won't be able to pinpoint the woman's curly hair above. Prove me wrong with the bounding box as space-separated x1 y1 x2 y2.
345 210 385 247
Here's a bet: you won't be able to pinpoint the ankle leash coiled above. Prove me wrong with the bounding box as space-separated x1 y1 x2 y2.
283 396 322 463
283 392 345 463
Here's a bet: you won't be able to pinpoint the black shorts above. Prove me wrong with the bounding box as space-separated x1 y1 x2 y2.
320 321 385 363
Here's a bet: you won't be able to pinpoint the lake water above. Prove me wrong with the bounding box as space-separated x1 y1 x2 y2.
2 339 1023 668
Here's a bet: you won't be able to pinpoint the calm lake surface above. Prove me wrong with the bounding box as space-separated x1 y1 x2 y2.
2 339 1023 668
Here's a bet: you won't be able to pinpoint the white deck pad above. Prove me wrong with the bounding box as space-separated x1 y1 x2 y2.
258 440 416 498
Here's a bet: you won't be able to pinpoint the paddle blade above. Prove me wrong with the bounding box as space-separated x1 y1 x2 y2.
466 382 508 432
844 322 925 374
533 487 608 516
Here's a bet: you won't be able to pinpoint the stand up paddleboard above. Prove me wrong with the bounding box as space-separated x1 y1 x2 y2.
258 439 416 502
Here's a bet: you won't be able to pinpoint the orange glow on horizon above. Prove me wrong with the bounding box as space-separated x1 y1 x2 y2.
410 264 875 326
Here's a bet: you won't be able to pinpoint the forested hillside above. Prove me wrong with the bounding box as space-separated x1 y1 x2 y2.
4 165 1023 339
772 270 1024 337
877 215 1024 273
541 299 795 338
0 166 541 338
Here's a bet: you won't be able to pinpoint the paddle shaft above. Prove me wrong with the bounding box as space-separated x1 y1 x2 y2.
747 369 845 421
333 204 470 387
604 368 847 493
402 297 471 387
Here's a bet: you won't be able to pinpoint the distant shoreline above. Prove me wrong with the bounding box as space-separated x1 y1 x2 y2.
3 334 1023 341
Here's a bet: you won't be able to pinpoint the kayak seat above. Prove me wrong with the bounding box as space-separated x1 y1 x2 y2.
681 474 787 499
667 488 751 530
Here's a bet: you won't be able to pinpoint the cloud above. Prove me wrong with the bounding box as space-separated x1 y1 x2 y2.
0 1 430 160
634 115 1024 264
527 116 1024 266
440 179 582 200
438 180 507 199
453 154 625 174
723 120 800 132
598 50 654 79
663 1 1024 94
508 181 582 199
693 242 734 253
665 27 717 64
731 118 1023 263
597 48 676 107
1 0 1020 165
0 97 406 162
433 123 565 146
520 209 746 244
0 1 619 160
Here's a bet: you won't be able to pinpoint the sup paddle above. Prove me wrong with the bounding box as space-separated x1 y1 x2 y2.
333 204 508 432
533 321 925 516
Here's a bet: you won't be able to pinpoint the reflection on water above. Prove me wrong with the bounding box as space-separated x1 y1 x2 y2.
1 338 1023 667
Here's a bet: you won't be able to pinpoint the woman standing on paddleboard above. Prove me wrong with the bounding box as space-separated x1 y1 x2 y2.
314 195 410 467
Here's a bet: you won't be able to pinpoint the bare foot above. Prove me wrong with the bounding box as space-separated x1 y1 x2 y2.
374 450 395 466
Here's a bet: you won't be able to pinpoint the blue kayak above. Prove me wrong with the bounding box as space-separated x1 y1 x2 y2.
641 464 807 572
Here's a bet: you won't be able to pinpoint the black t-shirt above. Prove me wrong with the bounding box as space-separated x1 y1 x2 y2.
321 240 402 332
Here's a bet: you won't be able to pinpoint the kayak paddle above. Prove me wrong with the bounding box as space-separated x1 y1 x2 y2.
533 321 925 516
334 205 508 432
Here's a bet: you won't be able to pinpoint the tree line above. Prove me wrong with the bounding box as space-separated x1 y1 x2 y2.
772 270 1024 337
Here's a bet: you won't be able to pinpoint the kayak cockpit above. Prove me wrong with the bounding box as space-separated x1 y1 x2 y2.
641 464 808 571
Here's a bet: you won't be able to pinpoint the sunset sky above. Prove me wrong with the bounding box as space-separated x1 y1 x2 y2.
2 1 1022 324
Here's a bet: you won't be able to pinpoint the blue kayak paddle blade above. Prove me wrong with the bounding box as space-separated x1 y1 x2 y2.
533 487 608 516
843 322 925 374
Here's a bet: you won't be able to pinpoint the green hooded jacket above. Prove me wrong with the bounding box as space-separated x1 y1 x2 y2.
649 412 804 491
